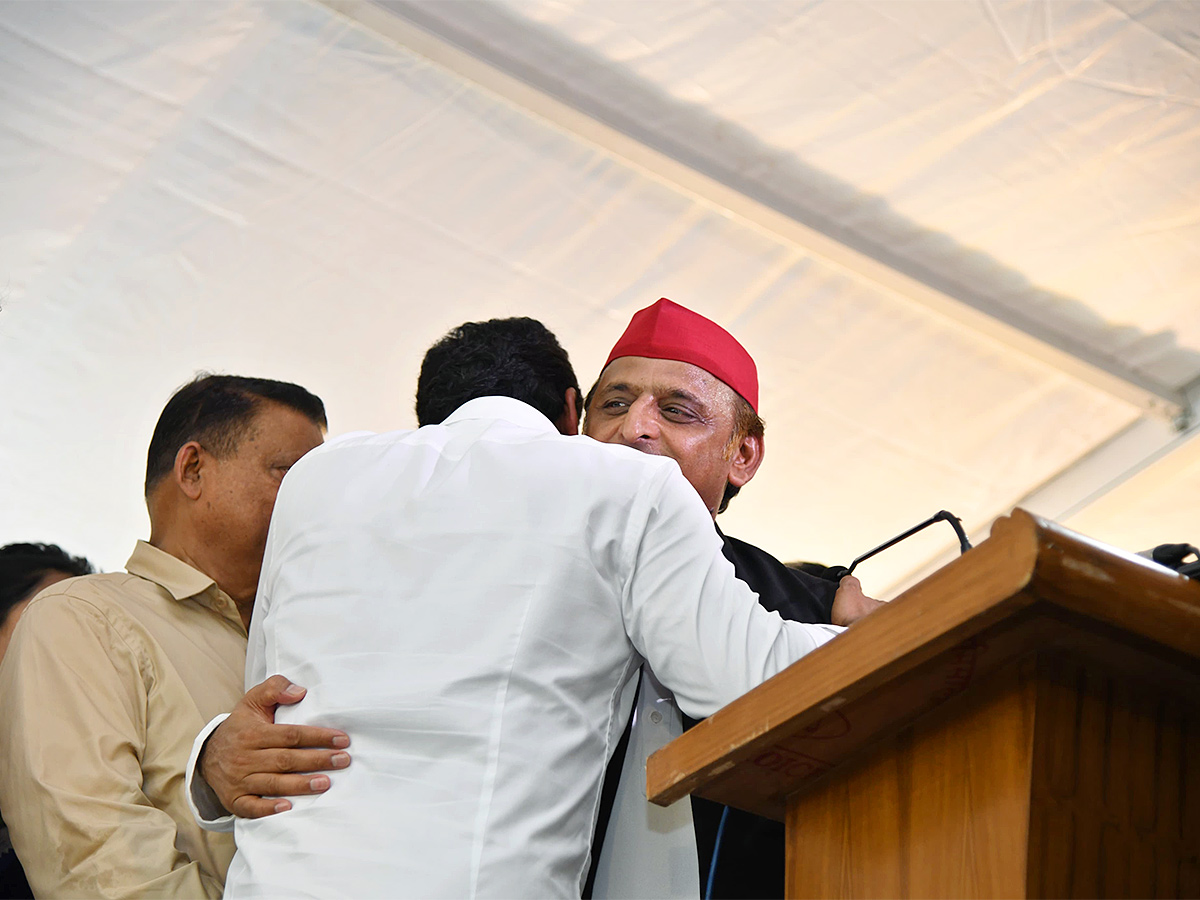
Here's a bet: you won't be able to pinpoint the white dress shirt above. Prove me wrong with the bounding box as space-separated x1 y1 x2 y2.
216 397 841 899
589 667 699 900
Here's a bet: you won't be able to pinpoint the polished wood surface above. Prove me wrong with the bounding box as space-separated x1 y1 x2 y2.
1026 654 1200 898
784 651 1200 898
646 509 1200 898
785 658 1038 898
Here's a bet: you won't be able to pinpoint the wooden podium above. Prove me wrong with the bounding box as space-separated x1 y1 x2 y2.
646 510 1200 898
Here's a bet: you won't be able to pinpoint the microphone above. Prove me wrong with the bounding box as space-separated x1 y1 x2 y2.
817 510 973 582
1144 543 1200 582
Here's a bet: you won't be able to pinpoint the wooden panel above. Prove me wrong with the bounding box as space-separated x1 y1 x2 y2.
728 614 1051 820
1028 521 1200 660
1180 705 1200 899
784 742 906 899
1026 654 1200 898
786 660 1035 899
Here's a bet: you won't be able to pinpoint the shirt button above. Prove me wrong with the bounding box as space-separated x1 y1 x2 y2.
650 710 663 725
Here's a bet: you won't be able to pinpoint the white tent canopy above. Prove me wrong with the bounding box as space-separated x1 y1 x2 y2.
2 0 1198 598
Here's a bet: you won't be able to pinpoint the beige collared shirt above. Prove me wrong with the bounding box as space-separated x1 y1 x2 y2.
0 541 247 898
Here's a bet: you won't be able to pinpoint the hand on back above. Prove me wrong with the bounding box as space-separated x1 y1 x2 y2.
200 675 351 818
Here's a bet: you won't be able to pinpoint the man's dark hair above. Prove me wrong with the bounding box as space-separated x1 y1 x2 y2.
144 374 327 495
0 543 93 626
416 318 581 426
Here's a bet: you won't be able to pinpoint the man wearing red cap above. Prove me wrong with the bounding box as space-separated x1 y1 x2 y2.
583 298 881 899
586 298 876 630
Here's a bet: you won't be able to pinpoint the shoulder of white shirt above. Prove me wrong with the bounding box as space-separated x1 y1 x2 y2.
300 406 688 485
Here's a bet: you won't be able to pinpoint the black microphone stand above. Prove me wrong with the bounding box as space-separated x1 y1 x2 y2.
820 510 973 582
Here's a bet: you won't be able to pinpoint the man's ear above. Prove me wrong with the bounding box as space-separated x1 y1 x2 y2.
173 442 206 500
728 432 764 490
555 387 580 436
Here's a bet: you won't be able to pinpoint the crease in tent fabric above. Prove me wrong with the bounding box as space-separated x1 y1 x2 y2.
1042 1 1200 109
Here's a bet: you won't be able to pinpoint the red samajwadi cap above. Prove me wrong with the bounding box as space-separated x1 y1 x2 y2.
603 298 759 411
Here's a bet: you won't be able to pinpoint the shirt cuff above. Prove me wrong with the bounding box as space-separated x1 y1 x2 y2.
186 713 235 832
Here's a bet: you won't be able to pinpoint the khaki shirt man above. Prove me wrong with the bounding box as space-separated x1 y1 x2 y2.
0 374 326 898
0 542 246 896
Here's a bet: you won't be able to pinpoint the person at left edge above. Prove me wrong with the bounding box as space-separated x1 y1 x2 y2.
0 374 326 898
0 542 95 900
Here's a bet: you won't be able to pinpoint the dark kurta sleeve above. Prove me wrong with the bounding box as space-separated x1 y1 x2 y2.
717 531 837 625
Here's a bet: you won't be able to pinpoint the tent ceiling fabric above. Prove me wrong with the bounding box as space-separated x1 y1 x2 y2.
1 0 1197 597
385 0 1200 395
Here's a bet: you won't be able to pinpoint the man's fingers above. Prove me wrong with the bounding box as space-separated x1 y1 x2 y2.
243 674 306 717
252 747 350 775
230 794 296 820
225 764 348 819
241 771 337 799
276 680 308 705
249 723 350 751
831 574 883 626
838 574 863 592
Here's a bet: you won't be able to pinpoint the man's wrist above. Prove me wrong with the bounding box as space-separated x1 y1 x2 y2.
186 713 236 831
197 727 224 804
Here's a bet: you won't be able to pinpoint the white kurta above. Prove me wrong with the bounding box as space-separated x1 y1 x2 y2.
590 668 699 900
215 397 841 899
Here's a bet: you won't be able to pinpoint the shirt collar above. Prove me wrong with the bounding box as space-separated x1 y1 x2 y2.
442 396 559 436
125 540 219 602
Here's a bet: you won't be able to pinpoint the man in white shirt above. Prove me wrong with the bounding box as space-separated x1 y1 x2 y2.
200 317 846 898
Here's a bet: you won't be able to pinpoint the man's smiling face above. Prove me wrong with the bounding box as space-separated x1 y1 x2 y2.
583 356 763 518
